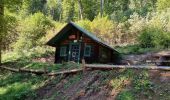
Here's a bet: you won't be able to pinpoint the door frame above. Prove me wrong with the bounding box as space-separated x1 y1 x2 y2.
68 42 81 63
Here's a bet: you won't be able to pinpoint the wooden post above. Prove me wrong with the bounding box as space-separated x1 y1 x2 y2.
82 59 86 72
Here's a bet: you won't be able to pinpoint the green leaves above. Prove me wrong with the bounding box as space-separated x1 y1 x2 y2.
157 0 170 11
138 28 170 48
14 12 54 52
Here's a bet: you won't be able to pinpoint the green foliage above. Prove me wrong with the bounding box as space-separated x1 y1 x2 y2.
1 10 18 51
46 0 62 20
19 0 47 17
76 19 91 31
81 0 100 21
138 28 158 48
2 0 170 56
157 0 170 10
0 83 34 100
91 16 115 39
2 46 54 63
116 90 134 100
62 0 75 22
63 73 82 89
76 16 116 45
132 70 154 94
138 28 170 48
115 45 165 55
14 12 53 52
110 69 134 90
0 73 47 100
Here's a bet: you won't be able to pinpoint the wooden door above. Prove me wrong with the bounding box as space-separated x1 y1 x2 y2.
69 43 81 62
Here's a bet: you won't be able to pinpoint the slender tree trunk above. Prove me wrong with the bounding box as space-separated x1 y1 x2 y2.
100 0 104 17
0 0 4 65
78 0 83 20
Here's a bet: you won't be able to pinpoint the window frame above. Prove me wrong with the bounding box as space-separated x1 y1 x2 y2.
60 46 67 57
84 45 91 57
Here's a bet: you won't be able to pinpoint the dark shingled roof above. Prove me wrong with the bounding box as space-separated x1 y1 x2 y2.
46 22 118 53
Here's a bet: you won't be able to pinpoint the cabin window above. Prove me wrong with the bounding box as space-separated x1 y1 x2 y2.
60 46 67 57
84 45 91 57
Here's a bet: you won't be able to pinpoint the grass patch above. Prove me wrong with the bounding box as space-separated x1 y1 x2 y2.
109 69 134 90
115 44 169 55
132 70 155 99
116 90 134 100
2 46 55 63
63 73 82 89
3 61 80 72
0 72 48 100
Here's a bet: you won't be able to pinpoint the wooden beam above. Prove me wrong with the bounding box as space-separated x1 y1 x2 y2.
85 64 170 71
0 65 83 76
82 59 86 72
48 69 83 76
1 64 170 77
0 66 19 72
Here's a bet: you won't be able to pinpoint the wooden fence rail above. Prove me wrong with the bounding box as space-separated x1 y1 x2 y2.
85 64 170 71
1 62 170 76
0 65 83 76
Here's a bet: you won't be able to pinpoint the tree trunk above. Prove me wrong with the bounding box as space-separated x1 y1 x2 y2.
78 0 83 20
0 0 4 65
100 0 104 17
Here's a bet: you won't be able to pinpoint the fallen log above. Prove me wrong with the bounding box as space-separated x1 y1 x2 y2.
19 68 46 75
0 65 47 75
0 65 83 76
1 64 170 77
0 66 19 72
48 68 83 76
86 64 170 71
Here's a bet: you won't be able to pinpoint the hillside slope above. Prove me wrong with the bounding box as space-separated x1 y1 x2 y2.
33 69 170 100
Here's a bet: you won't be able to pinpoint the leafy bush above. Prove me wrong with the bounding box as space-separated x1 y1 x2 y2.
76 19 92 31
76 16 116 45
157 0 170 10
2 46 54 63
14 12 54 52
138 28 170 48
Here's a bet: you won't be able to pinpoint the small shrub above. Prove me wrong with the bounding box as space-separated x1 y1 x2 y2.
133 71 154 94
138 28 170 48
116 90 134 100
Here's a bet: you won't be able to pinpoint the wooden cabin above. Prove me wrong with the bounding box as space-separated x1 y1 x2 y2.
46 22 120 64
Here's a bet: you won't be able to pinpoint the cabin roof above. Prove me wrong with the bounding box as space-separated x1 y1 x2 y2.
46 22 119 53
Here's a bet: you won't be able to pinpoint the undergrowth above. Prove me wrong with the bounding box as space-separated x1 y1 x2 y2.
0 71 48 100
115 44 169 55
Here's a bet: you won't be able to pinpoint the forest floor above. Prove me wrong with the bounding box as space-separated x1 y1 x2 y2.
1 48 170 100
1 61 170 100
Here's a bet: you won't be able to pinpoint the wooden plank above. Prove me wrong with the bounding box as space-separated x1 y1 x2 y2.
146 61 170 63
0 66 19 72
82 59 86 72
48 68 83 76
0 65 83 76
0 65 47 74
85 64 170 71
19 68 45 75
